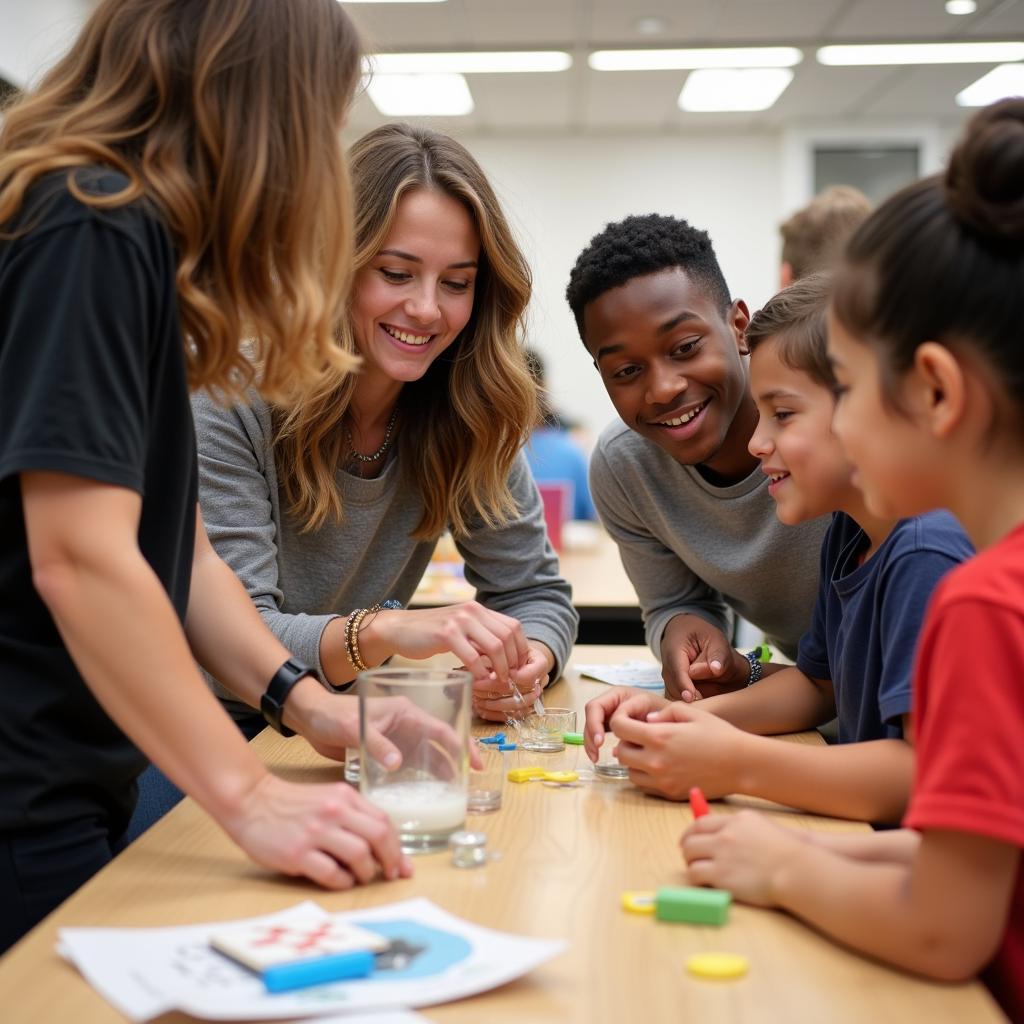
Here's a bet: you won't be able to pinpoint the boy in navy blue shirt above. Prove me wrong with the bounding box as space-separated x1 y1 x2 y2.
584 273 972 823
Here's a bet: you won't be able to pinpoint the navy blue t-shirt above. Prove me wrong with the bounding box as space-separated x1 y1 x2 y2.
0 169 197 834
796 510 972 744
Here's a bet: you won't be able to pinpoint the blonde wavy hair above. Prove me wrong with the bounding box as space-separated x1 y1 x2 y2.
0 0 362 402
276 122 539 538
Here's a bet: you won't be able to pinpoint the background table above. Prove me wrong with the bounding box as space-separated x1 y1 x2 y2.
0 646 1003 1023
413 526 643 643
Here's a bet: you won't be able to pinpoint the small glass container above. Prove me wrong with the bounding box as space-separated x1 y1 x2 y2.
595 731 630 779
449 830 489 869
467 740 504 813
517 708 577 752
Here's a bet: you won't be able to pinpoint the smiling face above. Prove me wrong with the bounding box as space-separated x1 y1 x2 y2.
747 337 858 525
582 267 757 476
351 187 480 386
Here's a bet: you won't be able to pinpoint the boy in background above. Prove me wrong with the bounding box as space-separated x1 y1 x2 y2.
779 185 871 287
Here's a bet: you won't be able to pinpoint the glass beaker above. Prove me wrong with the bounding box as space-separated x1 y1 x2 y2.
358 668 471 853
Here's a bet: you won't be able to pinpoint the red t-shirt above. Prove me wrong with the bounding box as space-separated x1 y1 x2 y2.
904 523 1024 1022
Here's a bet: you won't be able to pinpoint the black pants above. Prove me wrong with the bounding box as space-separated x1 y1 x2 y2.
1 714 265 955
0 815 128 956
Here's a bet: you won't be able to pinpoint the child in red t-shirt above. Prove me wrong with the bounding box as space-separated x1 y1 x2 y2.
681 98 1024 1022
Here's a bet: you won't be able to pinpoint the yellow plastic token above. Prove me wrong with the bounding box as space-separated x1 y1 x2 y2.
621 890 656 915
507 767 546 783
541 770 579 784
685 952 749 980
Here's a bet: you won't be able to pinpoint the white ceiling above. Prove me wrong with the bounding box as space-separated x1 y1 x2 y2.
3 0 1024 134
341 0 1024 133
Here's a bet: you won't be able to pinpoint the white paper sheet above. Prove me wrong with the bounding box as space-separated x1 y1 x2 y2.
58 898 564 1022
575 661 664 689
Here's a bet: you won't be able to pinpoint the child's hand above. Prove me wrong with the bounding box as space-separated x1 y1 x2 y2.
582 687 669 761
680 809 805 907
660 614 751 701
609 699 747 799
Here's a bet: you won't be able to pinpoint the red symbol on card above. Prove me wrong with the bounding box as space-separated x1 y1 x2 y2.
249 923 340 954
250 926 290 947
292 923 335 952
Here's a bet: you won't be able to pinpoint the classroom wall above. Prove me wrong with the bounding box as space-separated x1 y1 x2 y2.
463 124 963 447
462 131 786 446
0 0 82 90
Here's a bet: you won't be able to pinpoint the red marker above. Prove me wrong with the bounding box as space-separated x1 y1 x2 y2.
689 786 710 819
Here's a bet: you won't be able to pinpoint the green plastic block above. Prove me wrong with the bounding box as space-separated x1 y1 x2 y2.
562 732 584 745
655 886 731 925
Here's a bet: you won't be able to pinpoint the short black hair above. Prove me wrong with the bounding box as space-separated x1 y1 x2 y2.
565 213 732 340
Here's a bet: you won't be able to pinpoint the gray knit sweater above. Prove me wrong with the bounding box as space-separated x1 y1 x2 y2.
589 419 828 660
193 391 579 718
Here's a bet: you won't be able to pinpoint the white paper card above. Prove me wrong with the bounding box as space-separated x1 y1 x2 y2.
575 661 664 689
210 913 388 971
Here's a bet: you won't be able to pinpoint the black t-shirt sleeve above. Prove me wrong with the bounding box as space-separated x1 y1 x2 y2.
0 216 155 492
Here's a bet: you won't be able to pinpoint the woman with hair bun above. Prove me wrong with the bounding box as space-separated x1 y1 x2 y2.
678 99 1024 1021
128 122 578 833
0 0 416 955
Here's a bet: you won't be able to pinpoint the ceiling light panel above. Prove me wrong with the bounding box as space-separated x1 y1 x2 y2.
589 47 803 71
956 63 1024 105
367 51 572 74
818 41 1024 65
678 67 794 111
365 73 473 116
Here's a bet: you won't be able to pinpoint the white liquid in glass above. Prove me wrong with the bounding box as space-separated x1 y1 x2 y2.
369 780 467 833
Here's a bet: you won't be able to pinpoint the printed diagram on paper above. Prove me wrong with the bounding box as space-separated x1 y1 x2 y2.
58 898 565 1022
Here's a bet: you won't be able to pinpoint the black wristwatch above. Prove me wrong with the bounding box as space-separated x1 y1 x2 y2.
260 657 316 736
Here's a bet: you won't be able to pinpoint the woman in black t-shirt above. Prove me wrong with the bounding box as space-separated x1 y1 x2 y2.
0 0 415 953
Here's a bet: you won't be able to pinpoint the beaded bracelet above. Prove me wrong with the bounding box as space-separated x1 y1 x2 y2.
344 600 403 674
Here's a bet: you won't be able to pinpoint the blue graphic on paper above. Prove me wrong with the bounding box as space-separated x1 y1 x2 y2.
359 920 472 980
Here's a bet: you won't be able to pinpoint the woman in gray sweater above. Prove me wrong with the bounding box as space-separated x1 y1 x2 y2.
128 124 578 837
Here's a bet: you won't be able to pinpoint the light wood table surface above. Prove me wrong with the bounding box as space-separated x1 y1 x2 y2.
413 526 642 643
413 526 637 611
0 646 1002 1023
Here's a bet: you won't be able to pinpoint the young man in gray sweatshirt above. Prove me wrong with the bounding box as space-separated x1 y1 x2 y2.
565 213 827 702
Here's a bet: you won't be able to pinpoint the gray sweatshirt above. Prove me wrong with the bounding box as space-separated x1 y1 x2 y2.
589 419 828 660
193 391 579 718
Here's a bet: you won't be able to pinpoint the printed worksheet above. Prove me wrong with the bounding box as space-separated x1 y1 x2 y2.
58 898 565 1022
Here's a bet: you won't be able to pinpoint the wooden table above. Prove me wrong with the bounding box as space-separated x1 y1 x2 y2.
0 646 1002 1023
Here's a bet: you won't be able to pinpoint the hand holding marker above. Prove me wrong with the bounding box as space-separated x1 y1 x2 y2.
689 786 710 819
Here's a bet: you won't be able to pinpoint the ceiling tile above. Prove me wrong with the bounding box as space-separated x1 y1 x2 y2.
582 68 684 128
470 72 575 127
345 2 472 49
965 0 1024 36
831 0 982 39
461 0 577 45
858 64 1001 117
